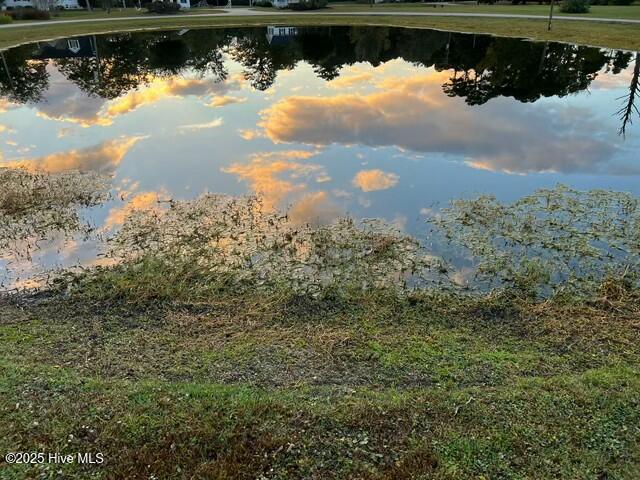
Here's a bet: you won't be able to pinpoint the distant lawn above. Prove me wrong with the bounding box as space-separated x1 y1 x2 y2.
58 6 229 18
47 7 148 19
328 2 640 20
1 12 640 51
16 6 225 21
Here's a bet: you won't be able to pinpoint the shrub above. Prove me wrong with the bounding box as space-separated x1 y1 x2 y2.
253 0 272 5
560 0 589 13
144 0 181 13
607 0 633 5
0 15 12 24
7 8 51 20
290 0 327 10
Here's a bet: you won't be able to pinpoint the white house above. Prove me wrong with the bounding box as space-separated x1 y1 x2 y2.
271 0 298 9
152 0 191 8
3 0 82 8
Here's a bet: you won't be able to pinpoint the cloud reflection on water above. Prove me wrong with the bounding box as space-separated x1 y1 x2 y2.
0 27 639 290
259 71 634 176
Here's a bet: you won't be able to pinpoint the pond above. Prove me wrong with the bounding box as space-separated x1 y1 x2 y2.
0 26 638 289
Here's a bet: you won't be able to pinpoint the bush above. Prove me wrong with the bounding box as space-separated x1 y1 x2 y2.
144 0 181 13
7 8 51 20
290 0 327 9
253 0 272 5
607 0 634 5
560 0 589 12
0 15 12 24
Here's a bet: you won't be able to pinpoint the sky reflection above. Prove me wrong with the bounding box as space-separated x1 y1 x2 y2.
0 27 638 287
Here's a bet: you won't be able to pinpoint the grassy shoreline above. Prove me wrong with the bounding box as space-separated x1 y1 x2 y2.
1 13 640 51
1 285 639 478
2 185 640 478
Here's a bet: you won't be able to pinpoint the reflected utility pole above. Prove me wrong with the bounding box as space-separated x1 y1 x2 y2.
0 51 14 91
92 35 102 85
538 42 548 73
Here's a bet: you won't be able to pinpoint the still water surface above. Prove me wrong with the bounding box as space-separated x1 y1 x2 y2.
0 26 638 287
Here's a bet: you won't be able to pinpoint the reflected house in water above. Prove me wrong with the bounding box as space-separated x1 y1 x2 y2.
29 37 97 60
266 26 298 45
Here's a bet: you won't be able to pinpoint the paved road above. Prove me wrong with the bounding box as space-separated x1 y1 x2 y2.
1 8 640 28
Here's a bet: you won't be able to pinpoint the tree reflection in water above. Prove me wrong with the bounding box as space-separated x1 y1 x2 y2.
617 53 640 137
0 27 636 134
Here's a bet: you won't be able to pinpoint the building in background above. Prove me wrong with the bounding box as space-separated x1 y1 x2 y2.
3 0 82 8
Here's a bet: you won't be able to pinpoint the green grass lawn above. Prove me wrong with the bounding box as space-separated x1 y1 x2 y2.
46 7 149 19
1 287 639 478
1 12 640 51
328 2 640 20
44 2 640 21
43 6 225 19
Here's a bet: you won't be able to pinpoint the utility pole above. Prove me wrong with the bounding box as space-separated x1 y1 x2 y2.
547 0 555 31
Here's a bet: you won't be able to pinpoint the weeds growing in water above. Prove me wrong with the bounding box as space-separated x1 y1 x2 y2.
55 185 640 307
61 194 446 304
432 185 640 297
0 167 110 258
1 169 636 304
